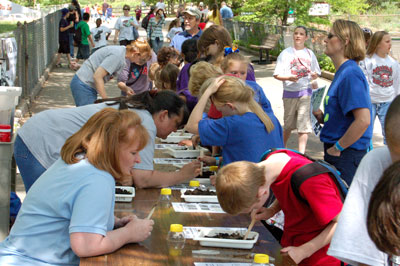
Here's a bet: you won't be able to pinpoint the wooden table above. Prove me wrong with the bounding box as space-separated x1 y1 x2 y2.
80 188 297 266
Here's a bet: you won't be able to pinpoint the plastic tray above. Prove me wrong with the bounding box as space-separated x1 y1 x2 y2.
115 186 135 202
160 133 193 143
193 228 259 249
165 147 208 158
181 188 218 203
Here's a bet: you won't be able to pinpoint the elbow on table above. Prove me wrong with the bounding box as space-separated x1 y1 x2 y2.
71 234 103 258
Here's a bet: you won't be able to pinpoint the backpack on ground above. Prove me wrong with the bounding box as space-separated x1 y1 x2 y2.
141 13 151 30
73 27 82 47
260 148 349 204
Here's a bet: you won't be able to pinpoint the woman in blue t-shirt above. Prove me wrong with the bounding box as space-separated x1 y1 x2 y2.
313 19 372 186
185 75 283 165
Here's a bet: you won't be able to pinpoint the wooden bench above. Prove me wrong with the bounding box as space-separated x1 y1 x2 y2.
250 34 281 65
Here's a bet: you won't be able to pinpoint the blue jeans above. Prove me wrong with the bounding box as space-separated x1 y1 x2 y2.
371 102 390 143
14 135 47 192
151 38 163 54
324 143 367 186
69 32 74 58
70 74 97 106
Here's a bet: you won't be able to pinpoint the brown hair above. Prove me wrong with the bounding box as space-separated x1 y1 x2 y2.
60 108 149 182
220 53 248 73
367 161 400 256
157 47 181 68
216 161 266 215
366 31 389 57
200 76 275 132
168 18 181 32
159 63 180 91
385 95 400 152
126 38 152 57
197 25 232 59
211 3 219 18
188 61 223 96
332 19 366 62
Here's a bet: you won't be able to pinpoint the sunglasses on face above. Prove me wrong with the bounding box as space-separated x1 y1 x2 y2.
123 8 130 11
327 33 336 39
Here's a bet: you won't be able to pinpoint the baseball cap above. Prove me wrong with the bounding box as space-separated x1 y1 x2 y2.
68 4 75 11
199 2 204 6
61 8 69 16
183 7 201 20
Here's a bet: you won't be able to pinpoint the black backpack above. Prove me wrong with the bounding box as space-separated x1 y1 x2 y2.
73 27 82 47
141 13 151 30
260 148 349 204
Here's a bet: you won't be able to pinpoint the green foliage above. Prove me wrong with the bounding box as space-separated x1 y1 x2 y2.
328 0 369 15
0 22 18 34
317 54 336 73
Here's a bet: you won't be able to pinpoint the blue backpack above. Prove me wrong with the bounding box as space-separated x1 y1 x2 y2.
260 148 349 204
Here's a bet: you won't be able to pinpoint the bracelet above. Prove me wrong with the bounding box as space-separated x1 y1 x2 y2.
335 141 345 152
215 156 220 166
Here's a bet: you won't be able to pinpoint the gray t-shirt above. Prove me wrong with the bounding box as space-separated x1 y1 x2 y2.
76 46 127 88
17 103 156 171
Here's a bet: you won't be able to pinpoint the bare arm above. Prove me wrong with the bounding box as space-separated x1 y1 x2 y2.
113 29 119 43
93 66 109 99
88 34 95 47
281 214 339 264
273 74 299 82
130 162 201 188
117 81 135 95
60 22 73 32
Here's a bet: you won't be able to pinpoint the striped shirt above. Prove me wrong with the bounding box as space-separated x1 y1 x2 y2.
147 16 165 41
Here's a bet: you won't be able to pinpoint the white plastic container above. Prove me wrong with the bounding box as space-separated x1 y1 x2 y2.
165 147 208 158
160 132 193 143
193 228 259 249
115 186 135 202
0 86 22 131
180 189 218 203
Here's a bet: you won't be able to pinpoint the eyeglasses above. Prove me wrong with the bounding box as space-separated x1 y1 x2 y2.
327 33 336 39
123 8 130 11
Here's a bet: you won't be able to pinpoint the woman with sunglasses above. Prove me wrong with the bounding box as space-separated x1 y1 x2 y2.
70 40 149 106
313 20 372 186
113 4 139 46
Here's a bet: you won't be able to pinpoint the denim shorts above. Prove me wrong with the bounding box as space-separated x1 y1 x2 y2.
76 44 90 59
70 74 97 106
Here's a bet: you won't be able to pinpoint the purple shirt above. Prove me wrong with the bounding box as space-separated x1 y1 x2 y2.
176 63 198 111
283 88 312 98
246 63 256 82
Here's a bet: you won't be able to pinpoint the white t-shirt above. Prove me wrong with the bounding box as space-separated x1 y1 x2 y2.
114 15 139 41
167 27 182 40
359 54 400 104
91 25 112 48
328 146 392 266
156 2 165 10
273 47 321 92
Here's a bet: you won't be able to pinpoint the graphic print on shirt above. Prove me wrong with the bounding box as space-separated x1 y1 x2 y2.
372 65 393 87
290 57 311 78
94 30 103 42
123 19 131 27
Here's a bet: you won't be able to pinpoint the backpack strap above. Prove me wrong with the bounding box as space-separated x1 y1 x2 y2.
291 162 331 205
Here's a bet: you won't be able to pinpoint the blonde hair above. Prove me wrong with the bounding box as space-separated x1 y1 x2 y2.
60 108 149 182
127 38 152 57
221 53 248 73
366 31 389 57
332 19 366 62
200 76 275 132
216 161 266 215
188 61 223 96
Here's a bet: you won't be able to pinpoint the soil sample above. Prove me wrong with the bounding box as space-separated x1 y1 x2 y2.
205 232 255 240
194 171 214 179
184 188 216 196
115 188 132 195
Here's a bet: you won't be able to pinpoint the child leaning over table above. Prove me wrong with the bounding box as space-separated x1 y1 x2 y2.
215 149 343 265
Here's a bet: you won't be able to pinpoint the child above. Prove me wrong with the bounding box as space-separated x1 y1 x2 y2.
185 75 283 165
367 160 400 257
0 108 154 264
55 8 74 68
359 31 400 144
167 18 183 42
273 26 321 154
76 12 95 62
159 63 179 91
215 149 343 265
90 18 111 54
328 95 400 265
149 47 181 90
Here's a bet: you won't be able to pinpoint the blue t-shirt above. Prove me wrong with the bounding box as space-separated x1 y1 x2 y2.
170 29 202 52
220 6 233 19
246 80 273 114
320 60 372 150
198 112 284 164
0 159 115 265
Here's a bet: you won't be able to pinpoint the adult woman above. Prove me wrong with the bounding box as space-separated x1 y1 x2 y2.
147 8 166 54
313 19 372 185
0 108 154 265
185 75 283 165
206 3 223 26
113 4 139 46
70 42 142 106
197 25 256 81
14 91 199 192
359 31 400 143
117 39 157 95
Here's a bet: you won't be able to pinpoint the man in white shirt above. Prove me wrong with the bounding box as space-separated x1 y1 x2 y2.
156 0 165 11
90 18 111 54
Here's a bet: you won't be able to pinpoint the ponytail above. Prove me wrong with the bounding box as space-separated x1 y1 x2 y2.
248 99 274 133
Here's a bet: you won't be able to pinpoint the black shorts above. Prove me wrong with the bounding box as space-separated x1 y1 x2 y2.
77 44 90 59
58 40 70 54
119 39 133 46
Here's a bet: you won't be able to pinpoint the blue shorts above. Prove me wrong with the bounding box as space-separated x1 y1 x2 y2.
77 44 90 59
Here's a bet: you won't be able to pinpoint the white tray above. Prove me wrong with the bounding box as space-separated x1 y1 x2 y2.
165 147 208 158
193 228 259 249
115 186 135 202
181 188 218 203
160 132 193 143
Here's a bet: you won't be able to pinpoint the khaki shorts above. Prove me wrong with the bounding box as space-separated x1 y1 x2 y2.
283 96 312 133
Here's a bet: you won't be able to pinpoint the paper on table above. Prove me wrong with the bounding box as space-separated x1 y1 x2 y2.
194 263 251 266
153 158 195 165
172 202 225 213
183 226 247 239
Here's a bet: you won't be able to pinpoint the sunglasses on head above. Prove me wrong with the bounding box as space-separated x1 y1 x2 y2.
362 28 372 35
